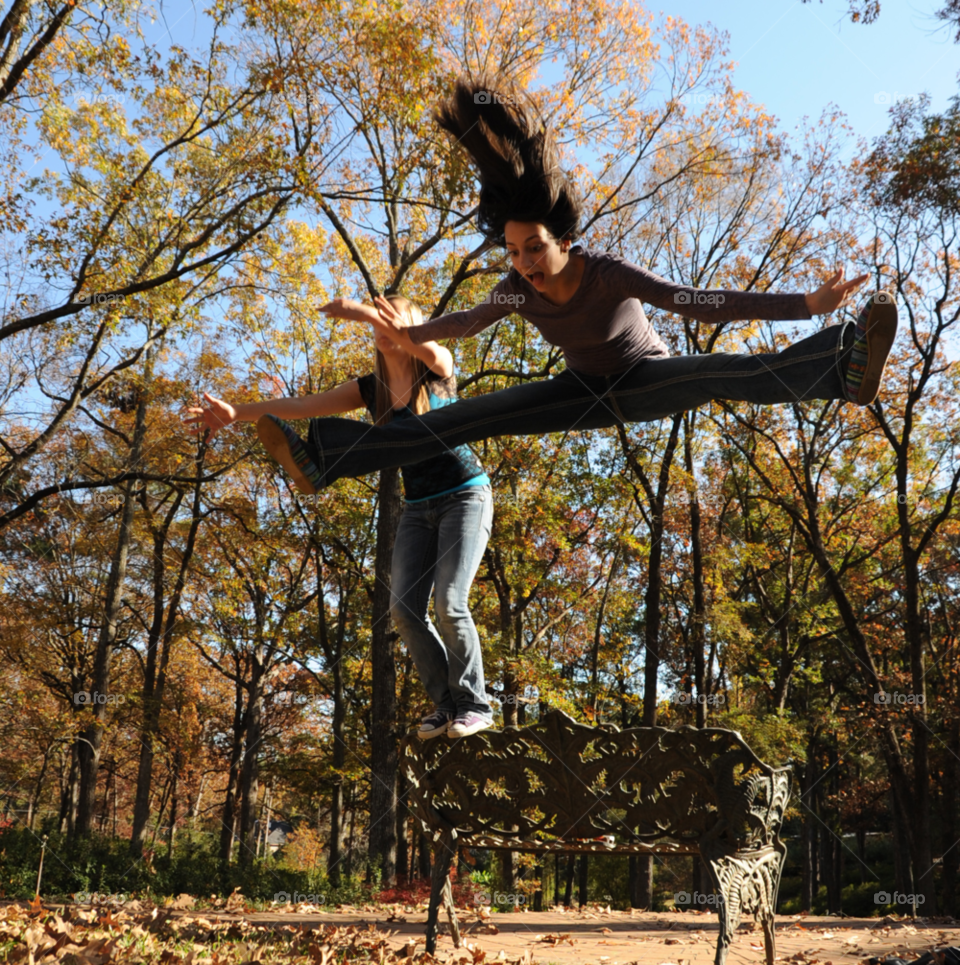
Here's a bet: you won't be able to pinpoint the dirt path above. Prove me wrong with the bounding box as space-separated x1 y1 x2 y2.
203 907 960 964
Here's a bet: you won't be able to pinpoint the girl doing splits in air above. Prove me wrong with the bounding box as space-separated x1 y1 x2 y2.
257 73 900 506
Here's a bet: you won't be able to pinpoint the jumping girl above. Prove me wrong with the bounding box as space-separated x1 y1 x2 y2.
185 295 495 740
256 72 899 497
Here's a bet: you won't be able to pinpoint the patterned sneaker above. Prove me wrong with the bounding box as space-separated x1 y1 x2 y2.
447 713 494 739
417 710 452 739
843 291 898 405
257 415 324 494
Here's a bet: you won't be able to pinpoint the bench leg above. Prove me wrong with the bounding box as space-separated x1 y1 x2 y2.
425 832 458 954
701 845 784 965
712 875 740 965
442 873 462 948
761 904 777 965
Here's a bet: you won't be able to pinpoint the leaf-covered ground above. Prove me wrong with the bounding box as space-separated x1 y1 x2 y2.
0 896 531 965
2 900 959 965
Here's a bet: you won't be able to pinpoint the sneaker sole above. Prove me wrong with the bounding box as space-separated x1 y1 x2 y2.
447 721 493 739
858 293 898 405
417 724 450 739
257 416 318 495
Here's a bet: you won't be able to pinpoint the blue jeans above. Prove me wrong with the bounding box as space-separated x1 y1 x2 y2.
307 322 852 483
390 484 494 719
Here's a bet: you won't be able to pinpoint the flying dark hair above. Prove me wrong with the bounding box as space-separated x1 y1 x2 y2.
434 73 583 247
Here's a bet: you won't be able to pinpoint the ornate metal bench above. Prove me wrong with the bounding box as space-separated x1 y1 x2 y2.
400 710 792 965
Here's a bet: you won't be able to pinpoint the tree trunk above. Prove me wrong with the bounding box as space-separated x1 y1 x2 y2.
801 752 818 912
417 827 431 879
59 744 80 835
941 718 960 916
683 416 708 727
130 472 203 856
238 669 263 866
328 644 345 886
75 386 149 838
891 788 916 907
563 855 574 906
501 667 520 728
166 756 179 857
396 770 409 881
368 467 401 885
500 849 515 894
219 683 245 869
317 554 347 888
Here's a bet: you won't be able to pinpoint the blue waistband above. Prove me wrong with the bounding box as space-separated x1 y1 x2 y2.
403 473 491 504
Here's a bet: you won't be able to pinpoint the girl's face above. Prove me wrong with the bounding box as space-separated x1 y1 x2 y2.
375 327 407 356
504 221 571 289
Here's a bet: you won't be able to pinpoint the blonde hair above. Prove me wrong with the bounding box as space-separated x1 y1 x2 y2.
372 295 431 426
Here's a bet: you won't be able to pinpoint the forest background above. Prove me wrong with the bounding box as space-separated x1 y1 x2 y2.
1 0 960 920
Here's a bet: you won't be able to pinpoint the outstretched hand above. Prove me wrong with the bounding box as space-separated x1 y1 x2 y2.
318 297 376 323
319 295 410 345
805 269 870 315
183 392 237 440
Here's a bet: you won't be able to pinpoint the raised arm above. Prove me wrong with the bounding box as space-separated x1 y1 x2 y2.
184 380 365 439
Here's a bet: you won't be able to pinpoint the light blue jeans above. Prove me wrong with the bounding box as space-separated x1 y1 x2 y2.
390 484 494 720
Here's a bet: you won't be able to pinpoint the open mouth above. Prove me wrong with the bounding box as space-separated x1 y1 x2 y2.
528 271 545 285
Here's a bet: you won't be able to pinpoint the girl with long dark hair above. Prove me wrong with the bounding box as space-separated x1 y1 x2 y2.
258 73 899 494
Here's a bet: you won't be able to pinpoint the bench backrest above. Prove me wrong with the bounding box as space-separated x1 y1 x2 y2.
401 711 792 851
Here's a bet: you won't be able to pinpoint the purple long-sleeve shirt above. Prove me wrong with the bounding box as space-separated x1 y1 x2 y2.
408 245 812 376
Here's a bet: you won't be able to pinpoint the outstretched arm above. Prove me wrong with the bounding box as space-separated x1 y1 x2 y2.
183 381 365 439
609 254 867 321
393 279 515 346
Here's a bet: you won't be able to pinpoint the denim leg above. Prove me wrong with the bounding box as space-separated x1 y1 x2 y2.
609 320 850 420
390 503 456 715
309 323 848 482
431 486 494 718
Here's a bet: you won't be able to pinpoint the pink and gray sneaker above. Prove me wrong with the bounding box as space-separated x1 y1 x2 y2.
447 712 494 739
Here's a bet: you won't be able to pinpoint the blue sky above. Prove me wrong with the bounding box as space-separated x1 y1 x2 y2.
666 0 960 141
145 1 960 146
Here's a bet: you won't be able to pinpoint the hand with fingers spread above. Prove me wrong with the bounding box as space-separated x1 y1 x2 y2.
805 269 870 315
184 392 238 440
